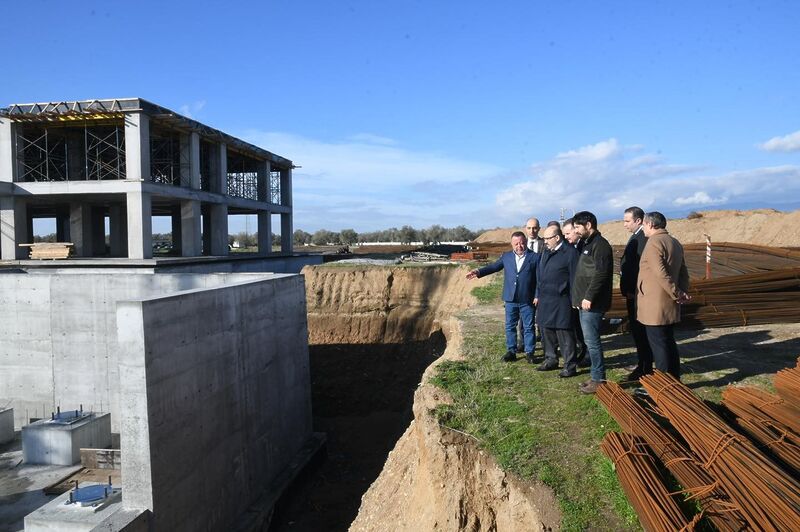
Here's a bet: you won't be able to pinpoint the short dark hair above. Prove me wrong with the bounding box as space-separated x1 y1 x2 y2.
572 211 597 228
624 206 644 221
511 230 526 240
547 220 561 228
644 211 667 229
562 217 574 227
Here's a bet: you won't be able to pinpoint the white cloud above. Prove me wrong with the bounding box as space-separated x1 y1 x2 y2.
178 100 206 119
759 130 800 152
495 139 800 225
241 130 506 231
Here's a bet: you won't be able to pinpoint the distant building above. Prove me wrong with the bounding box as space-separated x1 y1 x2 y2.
0 98 293 260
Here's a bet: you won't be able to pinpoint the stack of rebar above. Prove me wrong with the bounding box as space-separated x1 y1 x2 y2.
600 432 695 531
775 358 800 410
640 372 800 530
609 266 800 328
721 386 800 435
596 382 748 531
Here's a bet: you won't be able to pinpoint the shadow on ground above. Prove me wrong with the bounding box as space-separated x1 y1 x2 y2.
269 330 446 532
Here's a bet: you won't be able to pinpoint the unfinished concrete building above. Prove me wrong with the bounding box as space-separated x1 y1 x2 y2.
0 99 321 531
0 98 293 260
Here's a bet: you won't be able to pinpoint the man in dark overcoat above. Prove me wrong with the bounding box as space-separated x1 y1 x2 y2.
534 225 579 377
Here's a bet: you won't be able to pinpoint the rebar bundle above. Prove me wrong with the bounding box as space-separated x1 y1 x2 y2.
721 386 800 435
734 416 800 474
640 372 800 531
600 432 695 532
775 360 800 410
596 382 748 531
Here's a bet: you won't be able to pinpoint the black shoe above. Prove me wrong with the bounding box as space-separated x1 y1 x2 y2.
502 350 517 362
622 368 643 382
536 361 558 371
558 369 577 378
525 353 536 364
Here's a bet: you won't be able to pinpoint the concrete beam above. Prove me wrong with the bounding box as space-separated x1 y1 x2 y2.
180 200 202 257
126 191 152 259
124 113 150 182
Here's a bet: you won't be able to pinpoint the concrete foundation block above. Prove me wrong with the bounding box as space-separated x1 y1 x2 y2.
22 412 111 465
23 486 150 532
0 407 13 444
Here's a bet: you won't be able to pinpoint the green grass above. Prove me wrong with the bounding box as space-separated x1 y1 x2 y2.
431 308 640 531
470 274 503 304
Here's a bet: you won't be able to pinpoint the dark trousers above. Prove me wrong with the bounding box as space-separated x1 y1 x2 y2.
572 308 587 359
542 327 577 372
645 324 681 379
626 298 653 374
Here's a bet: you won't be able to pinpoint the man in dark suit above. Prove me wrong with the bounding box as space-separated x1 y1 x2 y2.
562 218 589 368
534 225 579 377
468 231 539 362
619 206 653 381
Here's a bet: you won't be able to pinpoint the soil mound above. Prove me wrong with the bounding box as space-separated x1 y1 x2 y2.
475 208 800 246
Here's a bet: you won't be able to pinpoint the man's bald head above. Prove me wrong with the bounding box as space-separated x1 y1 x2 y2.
525 218 541 239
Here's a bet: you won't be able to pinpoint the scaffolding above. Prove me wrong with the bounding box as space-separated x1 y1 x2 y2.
270 170 281 205
226 151 259 201
150 128 189 187
15 122 126 182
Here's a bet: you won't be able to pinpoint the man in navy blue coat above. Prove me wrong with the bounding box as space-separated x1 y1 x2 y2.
467 231 538 362
534 225 579 377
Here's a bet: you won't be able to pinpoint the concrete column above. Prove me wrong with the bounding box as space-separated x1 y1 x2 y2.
280 167 292 207
124 113 150 181
0 118 15 183
201 205 211 255
180 200 202 257
109 204 127 257
69 203 94 257
1 196 28 259
209 204 228 256
257 160 269 202
280 212 293 254
171 206 182 255
126 191 152 259
217 143 227 195
55 206 70 242
257 211 271 256
189 132 201 189
91 207 107 256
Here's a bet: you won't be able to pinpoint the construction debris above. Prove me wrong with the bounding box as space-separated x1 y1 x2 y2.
400 251 450 263
18 242 73 260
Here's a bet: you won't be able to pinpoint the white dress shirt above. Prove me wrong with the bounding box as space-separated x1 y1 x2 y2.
515 252 526 272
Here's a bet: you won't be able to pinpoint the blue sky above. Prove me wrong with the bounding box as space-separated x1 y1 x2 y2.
4 0 800 233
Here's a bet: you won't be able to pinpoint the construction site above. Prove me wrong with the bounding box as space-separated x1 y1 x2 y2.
2 100 800 532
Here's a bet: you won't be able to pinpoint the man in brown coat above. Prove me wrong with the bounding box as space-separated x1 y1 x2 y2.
636 211 691 379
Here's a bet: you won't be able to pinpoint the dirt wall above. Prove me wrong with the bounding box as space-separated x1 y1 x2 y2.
302 265 485 345
350 318 560 531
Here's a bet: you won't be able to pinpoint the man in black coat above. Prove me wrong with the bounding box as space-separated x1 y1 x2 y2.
534 225 579 377
619 206 653 381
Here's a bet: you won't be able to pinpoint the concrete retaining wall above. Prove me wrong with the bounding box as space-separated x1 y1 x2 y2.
0 272 273 431
116 275 312 530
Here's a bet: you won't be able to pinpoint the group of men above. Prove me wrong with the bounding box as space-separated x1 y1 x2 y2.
466 208 690 394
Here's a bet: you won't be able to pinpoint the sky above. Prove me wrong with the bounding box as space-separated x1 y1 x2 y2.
4 0 800 234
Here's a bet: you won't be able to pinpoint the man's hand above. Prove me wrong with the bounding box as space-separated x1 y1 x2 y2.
581 299 592 310
466 269 479 280
533 297 538 306
676 290 692 304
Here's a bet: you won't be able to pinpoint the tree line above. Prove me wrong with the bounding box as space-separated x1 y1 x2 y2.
293 225 481 246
